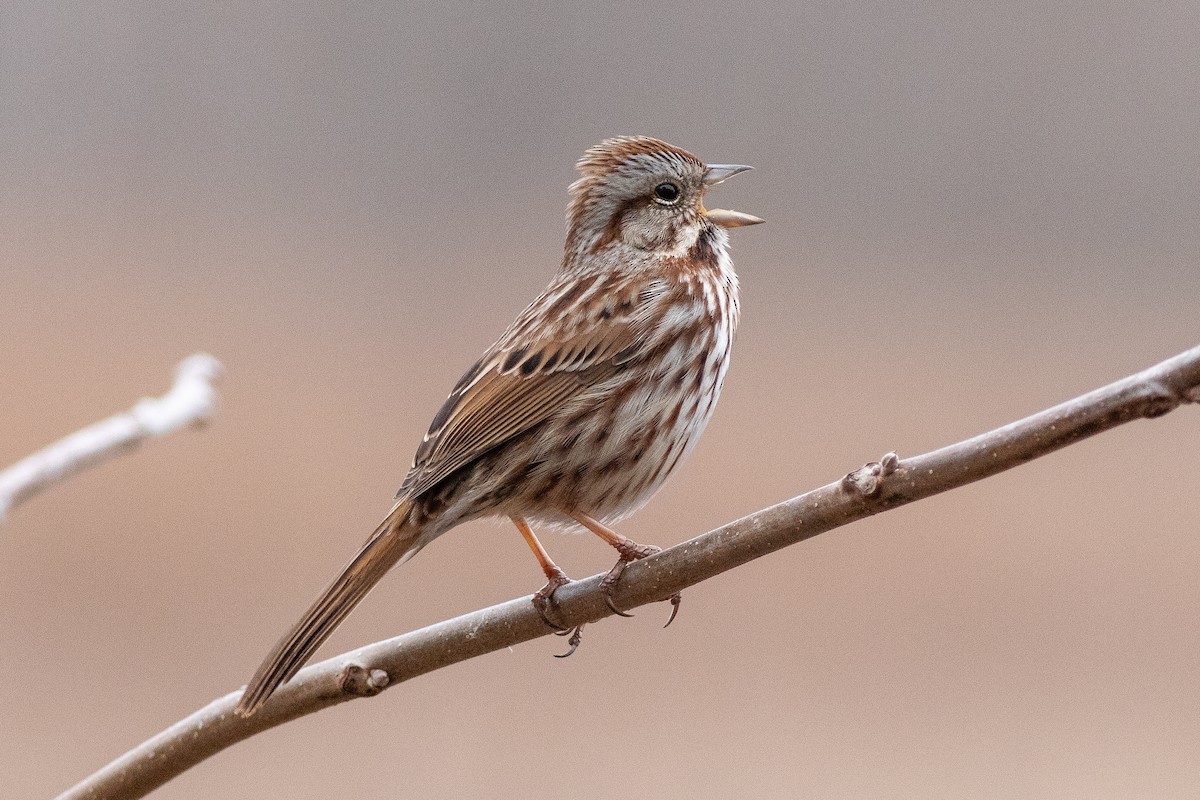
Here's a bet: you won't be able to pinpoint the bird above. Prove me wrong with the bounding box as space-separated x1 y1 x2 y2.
235 135 763 716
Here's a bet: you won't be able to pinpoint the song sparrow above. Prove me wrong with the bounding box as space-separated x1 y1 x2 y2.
236 136 763 716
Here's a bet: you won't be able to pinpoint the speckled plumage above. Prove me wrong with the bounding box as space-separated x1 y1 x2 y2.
402 225 739 537
237 136 760 715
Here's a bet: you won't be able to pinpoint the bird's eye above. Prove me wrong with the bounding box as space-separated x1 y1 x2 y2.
653 182 681 204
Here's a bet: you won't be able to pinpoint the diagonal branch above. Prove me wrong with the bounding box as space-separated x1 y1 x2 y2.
58 344 1200 800
0 354 223 524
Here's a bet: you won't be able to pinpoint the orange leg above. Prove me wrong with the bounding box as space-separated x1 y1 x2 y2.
568 511 681 627
512 517 583 654
513 516 569 586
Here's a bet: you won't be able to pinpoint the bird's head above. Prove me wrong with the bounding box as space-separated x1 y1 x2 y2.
564 136 763 265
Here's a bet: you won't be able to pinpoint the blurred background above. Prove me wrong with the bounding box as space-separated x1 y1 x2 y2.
3 2 1199 798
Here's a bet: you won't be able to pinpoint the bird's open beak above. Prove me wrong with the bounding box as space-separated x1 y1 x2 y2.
702 164 764 228
705 208 766 228
703 164 754 186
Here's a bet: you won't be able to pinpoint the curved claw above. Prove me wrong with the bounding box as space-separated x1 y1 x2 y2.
663 592 682 628
554 626 583 658
534 601 570 632
604 593 635 618
532 570 573 632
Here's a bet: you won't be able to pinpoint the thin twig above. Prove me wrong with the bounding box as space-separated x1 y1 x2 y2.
0 352 223 522
0 354 223 524
57 344 1200 800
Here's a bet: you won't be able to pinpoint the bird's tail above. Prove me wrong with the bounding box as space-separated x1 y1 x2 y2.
235 500 421 717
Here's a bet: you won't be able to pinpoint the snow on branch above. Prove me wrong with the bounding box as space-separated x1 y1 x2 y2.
0 354 223 523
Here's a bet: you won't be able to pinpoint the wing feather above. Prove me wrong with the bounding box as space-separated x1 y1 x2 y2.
396 276 668 501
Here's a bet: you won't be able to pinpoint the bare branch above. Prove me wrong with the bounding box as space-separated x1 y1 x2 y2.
0 354 223 524
58 344 1200 800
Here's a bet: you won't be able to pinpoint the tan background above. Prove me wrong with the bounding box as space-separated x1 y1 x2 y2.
4 2 1200 798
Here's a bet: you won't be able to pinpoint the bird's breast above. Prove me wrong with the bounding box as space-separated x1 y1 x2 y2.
526 268 738 525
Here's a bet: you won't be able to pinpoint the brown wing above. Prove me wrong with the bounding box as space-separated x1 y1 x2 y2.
396 276 666 501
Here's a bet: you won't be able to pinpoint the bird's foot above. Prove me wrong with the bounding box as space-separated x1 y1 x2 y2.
554 625 584 658
532 568 572 632
600 541 682 626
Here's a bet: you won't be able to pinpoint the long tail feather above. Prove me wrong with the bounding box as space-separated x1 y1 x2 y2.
235 501 420 717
